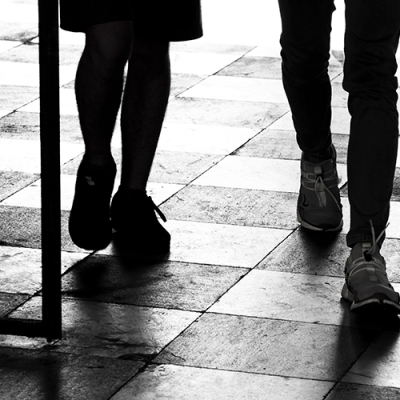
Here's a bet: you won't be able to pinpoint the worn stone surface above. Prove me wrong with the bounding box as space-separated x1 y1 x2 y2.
111 364 334 400
155 313 376 381
0 292 29 317
62 255 248 312
326 383 400 400
0 347 142 400
162 185 299 229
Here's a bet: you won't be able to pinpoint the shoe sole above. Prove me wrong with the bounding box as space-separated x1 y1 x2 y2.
342 283 400 315
297 211 343 232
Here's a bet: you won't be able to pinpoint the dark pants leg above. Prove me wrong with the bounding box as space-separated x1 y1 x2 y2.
278 0 335 158
344 0 400 247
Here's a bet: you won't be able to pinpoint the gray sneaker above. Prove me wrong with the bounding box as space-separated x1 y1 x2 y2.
342 241 400 314
297 145 343 231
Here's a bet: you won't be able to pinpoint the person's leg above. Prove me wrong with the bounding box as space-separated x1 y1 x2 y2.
75 21 133 167
278 0 342 232
110 37 171 253
119 37 171 190
69 21 133 250
342 0 400 313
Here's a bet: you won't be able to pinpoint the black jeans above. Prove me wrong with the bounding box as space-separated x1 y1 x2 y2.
278 0 400 247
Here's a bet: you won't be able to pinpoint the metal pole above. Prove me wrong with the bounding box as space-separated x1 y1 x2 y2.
38 0 62 341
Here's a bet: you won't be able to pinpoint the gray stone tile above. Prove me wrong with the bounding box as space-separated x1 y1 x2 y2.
0 206 86 252
111 364 334 400
62 255 248 312
0 292 29 317
10 297 200 360
0 347 142 400
0 171 38 201
234 129 349 165
155 313 376 380
343 331 400 388
0 23 37 42
0 245 87 294
0 112 83 143
165 97 290 130
170 73 206 98
162 185 299 230
326 382 400 400
149 151 224 185
217 57 283 80
258 229 347 277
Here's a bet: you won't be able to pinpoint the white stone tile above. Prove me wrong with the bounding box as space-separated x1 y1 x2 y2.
101 220 290 268
0 62 76 87
209 269 348 325
158 123 256 154
19 88 77 114
0 139 83 173
246 45 282 58
269 107 350 135
170 51 243 75
192 155 347 193
2 175 183 211
179 75 288 104
343 331 400 388
341 197 400 240
0 109 13 118
111 364 334 400
0 40 20 53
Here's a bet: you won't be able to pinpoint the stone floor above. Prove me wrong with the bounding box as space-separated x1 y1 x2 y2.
1 0 400 399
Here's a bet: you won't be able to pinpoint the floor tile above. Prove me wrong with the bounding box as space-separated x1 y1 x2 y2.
62 255 248 312
0 85 38 111
0 112 83 143
0 138 83 173
100 220 290 269
270 107 351 135
111 364 334 400
0 292 29 317
209 269 400 329
0 62 76 88
326 382 400 400
170 73 205 98
258 229 347 277
19 88 77 114
234 129 349 164
343 331 400 389
192 155 347 193
0 347 142 400
179 75 288 104
162 185 299 229
0 245 87 294
165 97 290 130
0 40 20 53
158 123 256 154
155 313 376 381
170 50 248 75
0 206 85 252
0 171 38 202
10 297 200 359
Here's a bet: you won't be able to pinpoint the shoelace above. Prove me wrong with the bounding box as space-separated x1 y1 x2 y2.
347 220 389 280
302 166 342 210
148 196 167 222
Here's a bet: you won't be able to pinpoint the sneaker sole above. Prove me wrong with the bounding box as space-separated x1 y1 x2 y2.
342 283 400 315
297 211 343 232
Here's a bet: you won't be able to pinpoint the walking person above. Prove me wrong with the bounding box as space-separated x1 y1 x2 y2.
278 0 400 314
60 1 202 253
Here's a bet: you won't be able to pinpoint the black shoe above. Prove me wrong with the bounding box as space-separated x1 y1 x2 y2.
69 159 116 250
111 188 170 254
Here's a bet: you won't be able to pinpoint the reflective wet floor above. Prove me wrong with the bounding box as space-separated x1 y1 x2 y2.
1 0 400 399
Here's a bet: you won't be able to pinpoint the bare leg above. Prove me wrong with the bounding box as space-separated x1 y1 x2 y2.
75 21 133 167
119 37 171 190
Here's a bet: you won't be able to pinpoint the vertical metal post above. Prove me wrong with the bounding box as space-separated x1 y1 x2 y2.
38 0 62 341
